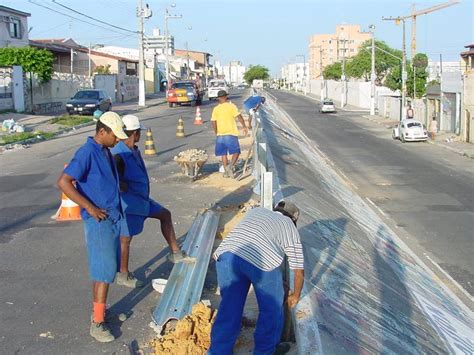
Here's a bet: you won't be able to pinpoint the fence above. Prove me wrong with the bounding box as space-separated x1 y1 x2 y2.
0 66 13 111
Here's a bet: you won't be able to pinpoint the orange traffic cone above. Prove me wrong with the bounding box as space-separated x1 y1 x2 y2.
55 191 82 221
193 107 203 125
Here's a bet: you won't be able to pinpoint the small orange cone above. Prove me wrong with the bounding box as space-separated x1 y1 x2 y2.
56 191 82 221
193 107 203 125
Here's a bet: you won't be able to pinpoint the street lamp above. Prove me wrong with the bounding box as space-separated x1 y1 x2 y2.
369 24 376 116
296 54 306 95
164 3 182 90
383 16 408 120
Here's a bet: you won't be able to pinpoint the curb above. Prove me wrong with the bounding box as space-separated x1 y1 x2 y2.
426 139 474 159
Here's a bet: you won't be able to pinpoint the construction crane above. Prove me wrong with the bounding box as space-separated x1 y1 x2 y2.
401 0 460 58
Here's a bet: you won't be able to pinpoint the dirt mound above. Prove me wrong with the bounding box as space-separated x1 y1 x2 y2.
151 302 217 354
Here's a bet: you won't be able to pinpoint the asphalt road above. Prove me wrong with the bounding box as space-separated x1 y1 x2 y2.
269 89 474 302
0 91 251 353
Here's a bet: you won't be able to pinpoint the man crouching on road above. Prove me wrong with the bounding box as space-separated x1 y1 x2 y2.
111 115 194 289
57 112 127 343
211 90 248 178
209 201 305 354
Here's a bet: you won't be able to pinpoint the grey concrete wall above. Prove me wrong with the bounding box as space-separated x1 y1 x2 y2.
94 74 117 103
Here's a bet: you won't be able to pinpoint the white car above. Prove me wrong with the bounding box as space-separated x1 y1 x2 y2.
392 119 428 142
208 79 229 100
320 100 336 113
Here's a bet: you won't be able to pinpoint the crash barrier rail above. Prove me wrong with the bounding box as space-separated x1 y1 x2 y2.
151 209 220 333
260 89 322 352
253 115 273 210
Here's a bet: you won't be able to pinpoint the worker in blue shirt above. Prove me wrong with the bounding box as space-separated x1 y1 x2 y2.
57 112 128 343
243 94 265 129
111 115 193 289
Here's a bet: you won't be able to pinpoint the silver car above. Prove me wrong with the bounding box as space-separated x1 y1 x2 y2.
320 100 336 113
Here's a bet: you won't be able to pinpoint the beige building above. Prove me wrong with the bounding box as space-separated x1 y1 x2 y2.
460 44 474 143
0 5 30 48
309 24 371 79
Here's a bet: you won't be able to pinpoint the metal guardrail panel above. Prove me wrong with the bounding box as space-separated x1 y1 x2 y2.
151 209 220 332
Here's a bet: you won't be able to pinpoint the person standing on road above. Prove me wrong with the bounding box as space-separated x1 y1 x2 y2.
111 115 194 289
209 201 305 354
211 90 248 178
243 94 266 130
57 112 128 343
429 116 438 140
407 104 414 119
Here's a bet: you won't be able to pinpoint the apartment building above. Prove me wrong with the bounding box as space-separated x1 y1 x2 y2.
308 24 371 79
0 5 30 48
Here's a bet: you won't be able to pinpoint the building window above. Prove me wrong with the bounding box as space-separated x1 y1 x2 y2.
329 40 332 44
350 49 355 52
9 18 22 39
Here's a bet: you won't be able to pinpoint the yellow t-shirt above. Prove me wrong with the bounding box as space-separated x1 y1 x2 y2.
211 102 240 136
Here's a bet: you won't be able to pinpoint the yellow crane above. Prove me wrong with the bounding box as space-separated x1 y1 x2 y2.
400 0 460 58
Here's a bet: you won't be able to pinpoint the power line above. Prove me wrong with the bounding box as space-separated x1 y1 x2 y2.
28 0 135 36
51 0 136 34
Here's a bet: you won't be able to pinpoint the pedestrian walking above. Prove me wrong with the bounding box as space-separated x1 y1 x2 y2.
211 90 248 178
429 116 438 140
111 115 193 289
120 83 126 103
209 201 305 354
243 94 266 130
57 112 128 343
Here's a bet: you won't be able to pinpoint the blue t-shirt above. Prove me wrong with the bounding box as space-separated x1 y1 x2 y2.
243 95 263 113
64 137 122 221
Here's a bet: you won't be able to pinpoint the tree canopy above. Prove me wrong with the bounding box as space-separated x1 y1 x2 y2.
0 46 54 82
323 62 342 80
243 65 269 84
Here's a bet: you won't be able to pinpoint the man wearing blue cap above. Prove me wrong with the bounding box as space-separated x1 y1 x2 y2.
243 94 266 130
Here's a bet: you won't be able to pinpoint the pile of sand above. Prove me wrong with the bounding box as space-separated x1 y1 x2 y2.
151 302 217 354
217 201 259 239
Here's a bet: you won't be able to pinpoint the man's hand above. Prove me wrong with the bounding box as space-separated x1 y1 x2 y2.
86 205 108 221
287 292 300 309
242 126 249 136
119 181 128 192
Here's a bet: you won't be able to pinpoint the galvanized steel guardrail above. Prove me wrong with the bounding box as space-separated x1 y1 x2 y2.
151 209 220 333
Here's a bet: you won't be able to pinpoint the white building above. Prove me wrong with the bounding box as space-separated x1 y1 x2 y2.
0 5 30 48
215 60 246 86
427 59 462 81
281 62 309 91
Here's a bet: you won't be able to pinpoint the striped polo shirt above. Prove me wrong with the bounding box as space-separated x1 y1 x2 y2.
214 207 304 271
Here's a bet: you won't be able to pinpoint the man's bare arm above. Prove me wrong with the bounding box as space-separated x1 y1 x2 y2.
57 173 107 221
211 121 217 135
287 268 304 308
237 114 248 136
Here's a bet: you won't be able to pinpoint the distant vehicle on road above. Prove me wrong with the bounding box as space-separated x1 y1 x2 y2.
392 119 428 142
167 80 203 107
237 83 247 89
320 100 336 113
252 79 264 89
208 79 229 100
66 89 112 115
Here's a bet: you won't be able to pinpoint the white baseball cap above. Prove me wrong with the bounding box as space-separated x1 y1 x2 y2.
99 112 127 139
122 115 146 131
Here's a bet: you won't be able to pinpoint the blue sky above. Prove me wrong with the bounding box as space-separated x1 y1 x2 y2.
4 0 473 75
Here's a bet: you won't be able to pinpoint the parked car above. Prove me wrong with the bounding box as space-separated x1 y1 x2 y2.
167 80 203 107
66 89 112 115
208 79 229 100
320 100 336 113
392 119 428 142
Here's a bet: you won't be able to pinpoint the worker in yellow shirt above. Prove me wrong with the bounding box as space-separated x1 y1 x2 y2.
211 90 248 178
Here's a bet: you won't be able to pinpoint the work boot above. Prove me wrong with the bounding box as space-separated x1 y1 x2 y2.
116 271 144 288
90 321 115 343
225 164 234 179
167 250 196 263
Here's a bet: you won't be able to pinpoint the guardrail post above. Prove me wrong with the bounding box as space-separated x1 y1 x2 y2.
262 171 273 210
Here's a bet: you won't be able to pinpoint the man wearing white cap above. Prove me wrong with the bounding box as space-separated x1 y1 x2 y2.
111 115 193 289
57 111 128 342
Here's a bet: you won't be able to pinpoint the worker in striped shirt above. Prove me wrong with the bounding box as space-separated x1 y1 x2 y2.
209 201 304 354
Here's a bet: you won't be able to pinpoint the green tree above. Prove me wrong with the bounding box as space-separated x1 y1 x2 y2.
407 53 428 98
345 40 402 84
94 65 111 74
243 65 269 84
323 62 342 80
0 46 54 82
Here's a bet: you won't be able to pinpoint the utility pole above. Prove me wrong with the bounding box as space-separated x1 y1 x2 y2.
88 42 91 78
136 0 151 107
382 16 407 120
164 5 182 90
340 38 347 108
369 25 376 116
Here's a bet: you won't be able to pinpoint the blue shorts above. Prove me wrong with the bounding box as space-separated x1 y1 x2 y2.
215 135 241 156
120 199 163 238
83 216 121 283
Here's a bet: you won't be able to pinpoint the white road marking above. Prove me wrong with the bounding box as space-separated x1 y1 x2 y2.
424 253 473 302
365 197 386 216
